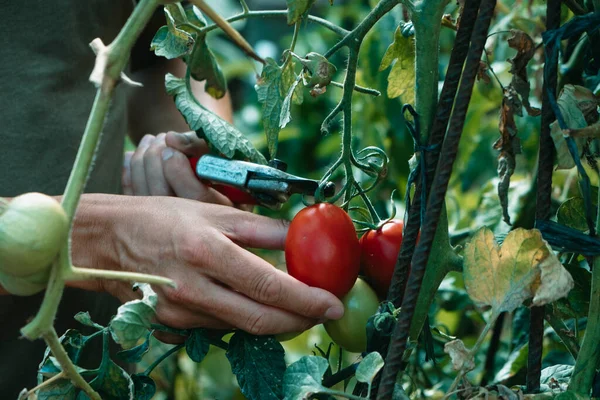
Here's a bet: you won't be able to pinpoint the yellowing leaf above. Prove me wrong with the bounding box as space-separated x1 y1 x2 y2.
379 27 415 103
463 227 572 314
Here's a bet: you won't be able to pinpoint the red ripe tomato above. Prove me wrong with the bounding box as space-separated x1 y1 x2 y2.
285 203 360 298
359 219 412 298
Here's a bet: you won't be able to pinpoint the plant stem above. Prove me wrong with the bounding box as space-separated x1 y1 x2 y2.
544 305 579 361
66 266 176 287
568 254 600 395
144 343 185 376
239 0 250 14
330 81 381 96
412 0 449 144
21 246 69 339
42 327 101 400
28 371 67 396
322 362 359 388
200 10 349 37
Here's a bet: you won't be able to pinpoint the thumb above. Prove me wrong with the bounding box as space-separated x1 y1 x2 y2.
165 131 209 157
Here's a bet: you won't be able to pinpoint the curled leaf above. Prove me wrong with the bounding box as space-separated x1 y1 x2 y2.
444 339 475 371
532 252 575 306
506 30 540 116
299 52 336 89
286 0 317 25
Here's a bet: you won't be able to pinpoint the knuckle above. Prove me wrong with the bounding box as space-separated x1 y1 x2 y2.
244 309 268 335
162 282 195 306
178 233 213 267
250 271 283 304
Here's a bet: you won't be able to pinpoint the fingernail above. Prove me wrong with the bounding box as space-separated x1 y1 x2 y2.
162 148 174 161
324 306 344 320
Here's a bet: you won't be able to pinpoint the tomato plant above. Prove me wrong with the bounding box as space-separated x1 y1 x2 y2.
324 277 380 353
285 203 360 298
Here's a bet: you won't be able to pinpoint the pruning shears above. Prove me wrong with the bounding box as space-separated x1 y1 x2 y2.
189 155 335 209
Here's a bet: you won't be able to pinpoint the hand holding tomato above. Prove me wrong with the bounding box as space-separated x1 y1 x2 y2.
285 203 360 298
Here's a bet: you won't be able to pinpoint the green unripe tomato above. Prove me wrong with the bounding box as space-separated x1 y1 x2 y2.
324 278 380 353
0 268 50 296
0 193 68 277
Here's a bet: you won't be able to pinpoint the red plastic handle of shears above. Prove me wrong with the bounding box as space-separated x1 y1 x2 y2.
189 156 257 205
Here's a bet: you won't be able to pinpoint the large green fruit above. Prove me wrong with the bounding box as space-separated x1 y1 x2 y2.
0 268 49 296
0 193 68 278
324 278 380 353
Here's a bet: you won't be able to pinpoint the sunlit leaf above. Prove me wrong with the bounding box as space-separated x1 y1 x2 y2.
226 332 286 400
256 58 299 158
463 228 573 314
282 355 329 400
37 379 78 400
166 74 267 164
557 197 590 232
356 352 384 384
379 27 415 103
109 284 157 350
494 343 528 383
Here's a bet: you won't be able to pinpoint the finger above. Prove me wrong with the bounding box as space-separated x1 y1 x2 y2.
162 148 233 205
154 299 233 330
171 279 320 335
122 151 134 196
200 235 344 321
130 134 153 196
212 207 289 250
153 331 186 344
165 131 209 157
143 133 174 196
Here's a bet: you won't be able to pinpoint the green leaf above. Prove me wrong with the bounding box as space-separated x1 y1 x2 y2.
188 36 227 99
132 374 156 400
150 25 194 60
280 75 303 129
74 312 105 330
282 355 329 400
379 27 415 103
540 364 573 385
298 52 337 88
109 284 157 350
256 59 299 158
166 74 267 164
226 332 286 400
494 343 528 383
557 197 595 232
286 0 316 25
87 359 134 400
117 330 152 363
39 330 86 375
356 352 384 384
463 228 571 314
550 85 591 170
185 328 210 363
37 379 78 400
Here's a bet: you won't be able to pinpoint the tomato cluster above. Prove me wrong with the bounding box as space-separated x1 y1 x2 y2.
284 203 409 352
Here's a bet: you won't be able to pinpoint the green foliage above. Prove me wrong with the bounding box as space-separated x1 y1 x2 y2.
109 284 157 350
226 332 286 400
166 74 267 164
185 328 211 363
379 26 415 103
282 355 330 399
286 0 317 25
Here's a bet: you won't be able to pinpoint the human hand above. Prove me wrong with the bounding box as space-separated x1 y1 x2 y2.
123 131 233 206
72 194 344 338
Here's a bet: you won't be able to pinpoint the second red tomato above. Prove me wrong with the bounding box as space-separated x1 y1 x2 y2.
360 219 407 298
285 203 360 298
